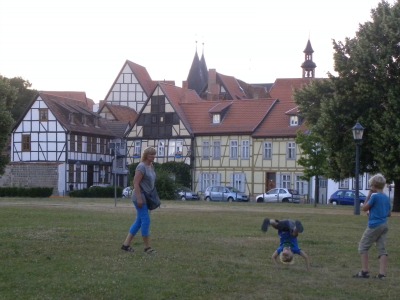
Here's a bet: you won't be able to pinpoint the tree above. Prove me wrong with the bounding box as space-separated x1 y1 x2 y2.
0 76 18 174
9 77 37 121
295 1 400 211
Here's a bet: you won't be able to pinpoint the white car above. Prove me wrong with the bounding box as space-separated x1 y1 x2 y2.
256 188 300 203
122 186 133 198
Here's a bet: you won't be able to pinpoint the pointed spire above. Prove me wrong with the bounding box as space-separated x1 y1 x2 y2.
301 39 317 78
187 40 208 96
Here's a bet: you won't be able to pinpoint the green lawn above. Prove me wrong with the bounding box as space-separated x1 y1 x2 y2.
0 198 399 300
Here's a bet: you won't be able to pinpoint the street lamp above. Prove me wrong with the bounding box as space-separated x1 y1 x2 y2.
352 122 365 215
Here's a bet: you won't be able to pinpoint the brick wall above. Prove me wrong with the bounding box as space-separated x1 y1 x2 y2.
0 162 60 195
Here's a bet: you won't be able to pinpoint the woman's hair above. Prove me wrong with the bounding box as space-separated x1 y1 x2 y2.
141 147 156 162
368 173 386 190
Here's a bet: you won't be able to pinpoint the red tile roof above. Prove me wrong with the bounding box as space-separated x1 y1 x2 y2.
253 78 314 137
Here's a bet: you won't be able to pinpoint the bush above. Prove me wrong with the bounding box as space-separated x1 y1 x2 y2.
69 186 122 198
0 187 53 197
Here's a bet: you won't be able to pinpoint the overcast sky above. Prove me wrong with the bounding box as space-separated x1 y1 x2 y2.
0 0 395 102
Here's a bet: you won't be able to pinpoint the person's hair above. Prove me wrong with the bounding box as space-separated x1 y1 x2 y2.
280 251 294 265
369 173 386 190
141 147 156 162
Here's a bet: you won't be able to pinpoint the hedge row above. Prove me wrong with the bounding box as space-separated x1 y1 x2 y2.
0 187 53 197
69 186 123 198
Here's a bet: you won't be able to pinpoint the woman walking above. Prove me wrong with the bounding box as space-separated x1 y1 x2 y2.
121 147 157 254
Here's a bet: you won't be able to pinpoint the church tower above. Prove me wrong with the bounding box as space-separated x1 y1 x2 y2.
301 39 317 78
187 42 208 96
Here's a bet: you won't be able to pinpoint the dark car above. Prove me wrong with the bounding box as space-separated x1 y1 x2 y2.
329 190 367 206
176 187 200 201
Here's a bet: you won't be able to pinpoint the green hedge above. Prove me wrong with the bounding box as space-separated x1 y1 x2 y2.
0 187 53 197
69 186 123 198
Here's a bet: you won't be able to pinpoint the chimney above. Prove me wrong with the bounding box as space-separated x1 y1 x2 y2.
207 69 219 101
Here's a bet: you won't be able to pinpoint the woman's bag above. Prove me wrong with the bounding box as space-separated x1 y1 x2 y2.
142 188 161 210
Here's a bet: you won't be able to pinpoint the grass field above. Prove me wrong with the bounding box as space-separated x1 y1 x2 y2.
0 197 399 300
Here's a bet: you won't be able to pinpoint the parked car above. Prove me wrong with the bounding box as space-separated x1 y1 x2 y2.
256 188 301 203
176 187 199 201
204 186 249 202
328 190 366 206
122 186 133 198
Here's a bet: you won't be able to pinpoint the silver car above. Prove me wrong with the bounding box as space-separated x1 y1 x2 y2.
204 186 249 202
256 188 300 203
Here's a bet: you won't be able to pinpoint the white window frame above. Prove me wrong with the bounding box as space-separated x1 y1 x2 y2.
213 140 221 160
134 141 141 157
264 142 272 159
200 173 221 192
202 141 210 159
231 173 246 192
158 140 165 157
287 142 296 160
339 178 349 189
281 174 291 189
290 116 299 126
230 140 238 159
295 175 307 195
241 140 250 159
212 114 221 124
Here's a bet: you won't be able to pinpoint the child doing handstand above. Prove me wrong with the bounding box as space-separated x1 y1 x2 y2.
262 218 310 271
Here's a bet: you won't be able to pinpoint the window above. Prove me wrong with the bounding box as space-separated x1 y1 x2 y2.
290 116 298 126
68 164 74 183
339 179 349 189
231 173 246 192
168 140 183 156
70 134 76 152
287 142 296 160
200 173 221 192
281 174 291 189
39 108 48 121
22 134 31 152
263 142 272 159
241 140 249 159
77 135 82 152
295 175 307 195
230 140 238 159
202 141 210 159
158 140 165 157
213 140 221 160
352 176 363 190
212 114 221 124
134 141 141 157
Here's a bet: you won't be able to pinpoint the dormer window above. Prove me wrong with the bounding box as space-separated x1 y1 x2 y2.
212 114 221 124
69 113 75 125
290 116 299 126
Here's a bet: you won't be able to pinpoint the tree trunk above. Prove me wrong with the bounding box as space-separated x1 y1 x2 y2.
392 179 400 212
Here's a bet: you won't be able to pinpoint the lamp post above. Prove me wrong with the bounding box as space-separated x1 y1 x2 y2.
352 122 365 215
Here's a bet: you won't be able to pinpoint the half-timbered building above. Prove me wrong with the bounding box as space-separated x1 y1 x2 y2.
8 91 129 195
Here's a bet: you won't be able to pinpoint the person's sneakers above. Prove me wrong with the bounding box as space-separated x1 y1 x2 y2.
375 274 386 280
294 220 304 233
353 271 370 278
261 218 270 232
121 245 134 252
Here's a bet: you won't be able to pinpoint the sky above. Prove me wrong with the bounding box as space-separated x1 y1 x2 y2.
0 0 396 103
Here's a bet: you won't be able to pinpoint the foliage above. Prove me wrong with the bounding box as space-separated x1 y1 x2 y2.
69 186 122 198
1 198 400 299
9 77 37 121
0 75 36 176
128 161 192 198
0 187 53 197
295 1 400 211
0 76 18 175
